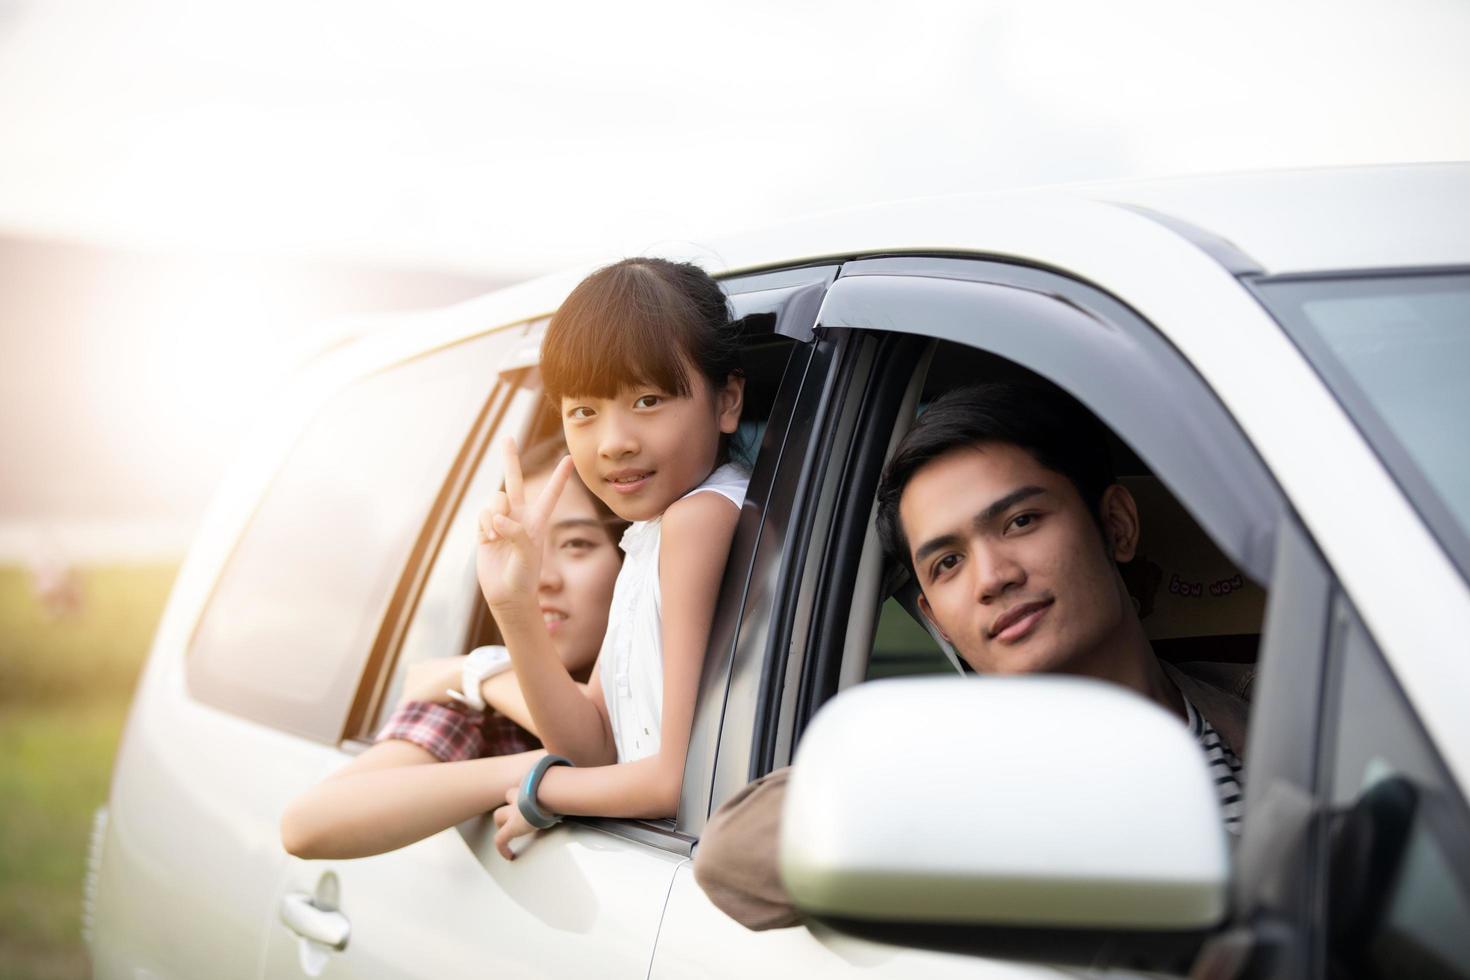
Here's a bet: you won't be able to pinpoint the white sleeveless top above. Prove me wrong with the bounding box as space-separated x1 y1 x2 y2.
600 463 749 762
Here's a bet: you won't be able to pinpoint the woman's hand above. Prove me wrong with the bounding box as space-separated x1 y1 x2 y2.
475 438 575 613
398 656 466 706
492 787 542 860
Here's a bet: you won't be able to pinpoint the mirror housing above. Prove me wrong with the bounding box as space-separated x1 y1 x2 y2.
780 676 1230 967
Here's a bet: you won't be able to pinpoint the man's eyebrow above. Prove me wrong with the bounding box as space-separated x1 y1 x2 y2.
910 485 1049 570
974 485 1047 528
913 532 965 568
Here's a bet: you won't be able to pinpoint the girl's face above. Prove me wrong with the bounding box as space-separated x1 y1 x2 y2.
560 367 744 523
525 470 622 677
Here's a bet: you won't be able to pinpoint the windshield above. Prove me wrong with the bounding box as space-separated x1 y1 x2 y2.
1255 271 1470 580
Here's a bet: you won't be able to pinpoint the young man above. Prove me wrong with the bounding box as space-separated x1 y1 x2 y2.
693 381 1249 930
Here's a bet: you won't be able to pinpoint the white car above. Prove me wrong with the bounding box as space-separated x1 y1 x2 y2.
87 164 1470 980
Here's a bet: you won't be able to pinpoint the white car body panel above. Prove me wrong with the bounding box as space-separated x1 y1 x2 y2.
261 819 682 979
651 866 1060 980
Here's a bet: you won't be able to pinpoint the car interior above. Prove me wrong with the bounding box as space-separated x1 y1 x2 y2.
853 340 1264 705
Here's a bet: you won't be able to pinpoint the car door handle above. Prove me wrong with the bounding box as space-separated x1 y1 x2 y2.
280 891 351 951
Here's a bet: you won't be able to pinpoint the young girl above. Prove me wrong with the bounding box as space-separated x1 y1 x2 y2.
477 257 747 858
280 442 627 859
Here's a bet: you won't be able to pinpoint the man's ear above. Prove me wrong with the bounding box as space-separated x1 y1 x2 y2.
1100 483 1140 563
717 373 745 435
917 592 954 645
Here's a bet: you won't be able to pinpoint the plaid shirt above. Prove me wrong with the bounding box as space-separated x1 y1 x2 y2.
376 700 541 762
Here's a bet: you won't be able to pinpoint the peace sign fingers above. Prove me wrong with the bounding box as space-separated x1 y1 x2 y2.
502 437 526 510
525 454 575 536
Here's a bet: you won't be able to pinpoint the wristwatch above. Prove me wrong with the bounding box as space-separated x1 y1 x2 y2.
518 755 574 829
449 645 513 711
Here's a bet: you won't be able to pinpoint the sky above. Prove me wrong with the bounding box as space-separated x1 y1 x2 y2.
0 0 1467 559
2 0 1467 278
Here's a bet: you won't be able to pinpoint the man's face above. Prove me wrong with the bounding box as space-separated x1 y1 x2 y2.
901 442 1135 676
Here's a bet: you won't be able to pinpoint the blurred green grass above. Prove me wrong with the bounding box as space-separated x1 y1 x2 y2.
0 564 176 980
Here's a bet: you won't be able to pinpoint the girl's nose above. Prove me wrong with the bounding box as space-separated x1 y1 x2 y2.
598 416 639 459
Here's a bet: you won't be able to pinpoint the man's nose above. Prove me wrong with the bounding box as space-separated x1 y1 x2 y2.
971 546 1024 604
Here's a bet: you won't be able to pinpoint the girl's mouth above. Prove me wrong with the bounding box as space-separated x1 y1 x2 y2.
542 608 568 633
606 470 652 494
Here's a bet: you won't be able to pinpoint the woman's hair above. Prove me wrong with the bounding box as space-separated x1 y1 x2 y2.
541 258 742 403
519 436 630 540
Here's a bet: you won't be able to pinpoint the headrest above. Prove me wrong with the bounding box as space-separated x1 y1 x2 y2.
1119 476 1266 643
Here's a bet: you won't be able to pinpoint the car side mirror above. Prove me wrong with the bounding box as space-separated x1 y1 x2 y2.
780 676 1230 972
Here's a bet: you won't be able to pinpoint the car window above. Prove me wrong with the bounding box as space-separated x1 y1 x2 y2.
1323 607 1470 979
838 339 1269 688
369 380 542 729
1254 272 1470 582
865 597 952 680
187 333 505 742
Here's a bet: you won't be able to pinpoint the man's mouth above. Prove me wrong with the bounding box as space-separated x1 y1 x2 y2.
988 598 1054 643
605 469 653 494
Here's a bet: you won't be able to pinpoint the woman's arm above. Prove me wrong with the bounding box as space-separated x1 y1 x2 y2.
281 748 544 859
493 492 739 857
478 669 592 737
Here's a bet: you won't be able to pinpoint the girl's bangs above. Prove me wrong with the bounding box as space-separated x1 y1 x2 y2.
542 271 698 402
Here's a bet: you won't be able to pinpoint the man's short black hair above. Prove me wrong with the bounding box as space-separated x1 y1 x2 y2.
875 381 1117 577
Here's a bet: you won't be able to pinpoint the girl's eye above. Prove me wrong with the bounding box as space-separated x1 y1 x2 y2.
567 405 595 421
633 394 661 409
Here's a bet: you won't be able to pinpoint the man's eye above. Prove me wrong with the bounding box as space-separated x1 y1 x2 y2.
633 394 661 409
1007 512 1040 533
931 554 960 579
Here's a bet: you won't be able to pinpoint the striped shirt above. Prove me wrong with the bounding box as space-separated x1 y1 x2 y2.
1182 694 1246 834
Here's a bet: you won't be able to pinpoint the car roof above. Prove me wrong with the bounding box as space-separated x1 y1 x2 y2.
339 162 1470 369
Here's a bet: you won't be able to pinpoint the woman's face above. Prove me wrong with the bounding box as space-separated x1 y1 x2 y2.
525 469 622 677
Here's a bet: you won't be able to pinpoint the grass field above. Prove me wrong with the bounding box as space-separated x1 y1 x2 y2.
0 564 176 980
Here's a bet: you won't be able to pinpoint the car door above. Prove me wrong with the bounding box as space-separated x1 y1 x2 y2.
89 326 527 980
256 266 841 980
651 255 1340 978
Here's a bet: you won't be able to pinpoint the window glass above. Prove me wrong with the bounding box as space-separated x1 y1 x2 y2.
1256 273 1470 578
188 333 505 741
1325 612 1470 979
376 383 540 722
866 597 952 680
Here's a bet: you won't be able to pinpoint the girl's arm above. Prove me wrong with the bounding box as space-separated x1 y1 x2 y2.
281 747 543 859
486 596 616 765
478 445 617 765
493 492 739 857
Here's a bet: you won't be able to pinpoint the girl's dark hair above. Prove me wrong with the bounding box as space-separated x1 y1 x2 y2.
541 257 742 403
875 381 1116 577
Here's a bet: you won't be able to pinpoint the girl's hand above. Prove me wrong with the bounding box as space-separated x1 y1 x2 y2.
475 438 575 613
492 788 541 859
